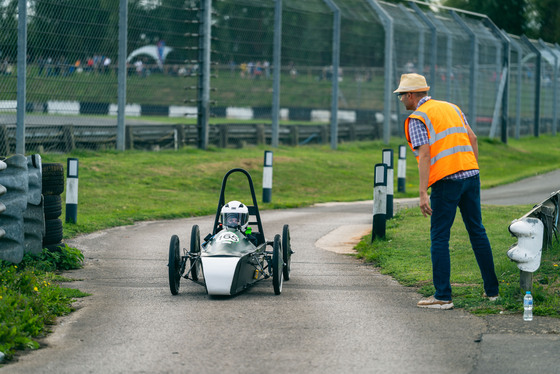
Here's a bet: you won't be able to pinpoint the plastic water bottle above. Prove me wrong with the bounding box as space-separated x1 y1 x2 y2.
523 291 533 321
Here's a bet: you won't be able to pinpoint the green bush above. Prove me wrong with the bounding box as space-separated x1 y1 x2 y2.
0 246 88 360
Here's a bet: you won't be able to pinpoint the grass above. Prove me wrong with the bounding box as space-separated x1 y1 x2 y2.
1 134 559 361
36 135 560 238
0 66 548 118
0 245 88 361
355 207 560 317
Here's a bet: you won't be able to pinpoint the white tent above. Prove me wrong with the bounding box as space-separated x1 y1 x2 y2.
126 45 173 68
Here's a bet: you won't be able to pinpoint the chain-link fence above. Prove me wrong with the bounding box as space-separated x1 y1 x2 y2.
0 0 558 154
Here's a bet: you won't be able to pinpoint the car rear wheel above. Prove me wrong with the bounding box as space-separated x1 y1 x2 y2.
190 225 202 281
168 235 181 295
282 224 292 281
272 234 283 295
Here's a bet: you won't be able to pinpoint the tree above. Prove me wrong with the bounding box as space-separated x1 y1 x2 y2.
442 0 559 43
529 0 560 43
0 0 18 61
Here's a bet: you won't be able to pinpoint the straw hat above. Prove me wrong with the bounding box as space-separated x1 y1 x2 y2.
393 73 430 93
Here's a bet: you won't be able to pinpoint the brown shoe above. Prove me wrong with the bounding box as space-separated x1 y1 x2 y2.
417 295 454 309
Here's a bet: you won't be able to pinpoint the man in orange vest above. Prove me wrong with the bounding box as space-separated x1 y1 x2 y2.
395 73 499 309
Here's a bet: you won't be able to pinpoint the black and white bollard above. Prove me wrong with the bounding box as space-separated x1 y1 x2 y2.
262 150 273 203
65 158 79 223
397 145 406 193
382 149 394 219
371 163 387 242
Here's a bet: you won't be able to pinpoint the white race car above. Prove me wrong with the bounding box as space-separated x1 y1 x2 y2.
168 168 293 296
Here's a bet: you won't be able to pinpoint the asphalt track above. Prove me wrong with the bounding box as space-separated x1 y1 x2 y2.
2 170 559 374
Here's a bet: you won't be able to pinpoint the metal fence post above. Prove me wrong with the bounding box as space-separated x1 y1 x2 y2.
372 163 387 242
198 0 212 150
116 0 128 151
521 35 541 137
366 0 393 145
271 0 282 148
409 2 437 98
485 19 510 143
539 40 558 137
321 0 340 150
451 11 478 130
16 0 27 155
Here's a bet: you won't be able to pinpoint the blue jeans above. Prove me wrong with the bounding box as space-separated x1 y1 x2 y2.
429 175 499 301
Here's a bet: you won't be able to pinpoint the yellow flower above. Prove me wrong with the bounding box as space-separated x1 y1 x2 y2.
554 264 558 267
34 286 38 292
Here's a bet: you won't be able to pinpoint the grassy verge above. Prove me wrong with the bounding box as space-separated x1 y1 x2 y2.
2 135 558 360
38 135 560 238
355 207 560 317
0 245 88 361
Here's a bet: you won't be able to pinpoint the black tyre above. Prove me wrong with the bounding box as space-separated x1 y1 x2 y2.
44 195 62 219
189 225 202 281
282 224 292 281
168 235 181 295
43 218 63 245
272 234 283 295
42 163 64 196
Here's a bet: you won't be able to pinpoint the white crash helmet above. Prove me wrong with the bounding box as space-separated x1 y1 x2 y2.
221 201 249 230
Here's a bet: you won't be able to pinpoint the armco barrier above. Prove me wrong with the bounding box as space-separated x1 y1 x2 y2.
507 189 560 291
23 155 45 255
0 155 29 263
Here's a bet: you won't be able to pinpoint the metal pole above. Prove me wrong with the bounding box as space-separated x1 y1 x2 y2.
512 38 522 139
198 0 212 149
399 4 425 75
451 11 478 131
486 19 510 143
16 0 27 155
271 0 282 148
367 0 393 145
409 2 437 98
116 0 128 151
322 0 340 150
539 40 558 137
521 35 541 137
427 12 453 100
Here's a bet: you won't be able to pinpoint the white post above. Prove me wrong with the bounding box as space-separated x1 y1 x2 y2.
397 145 406 193
382 149 394 219
372 163 387 242
65 158 79 223
262 151 273 203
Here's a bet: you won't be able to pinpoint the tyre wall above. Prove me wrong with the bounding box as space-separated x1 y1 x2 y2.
0 155 57 263
41 163 65 250
24 155 45 255
0 155 29 263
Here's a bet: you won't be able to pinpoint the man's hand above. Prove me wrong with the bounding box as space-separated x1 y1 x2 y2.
419 191 432 217
417 144 432 217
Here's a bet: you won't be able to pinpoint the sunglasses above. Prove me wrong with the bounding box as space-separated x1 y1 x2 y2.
397 92 408 98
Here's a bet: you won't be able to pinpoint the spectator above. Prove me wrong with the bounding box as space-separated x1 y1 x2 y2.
395 73 499 310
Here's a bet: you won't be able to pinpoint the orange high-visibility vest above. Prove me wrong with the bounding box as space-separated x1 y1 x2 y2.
405 99 479 187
